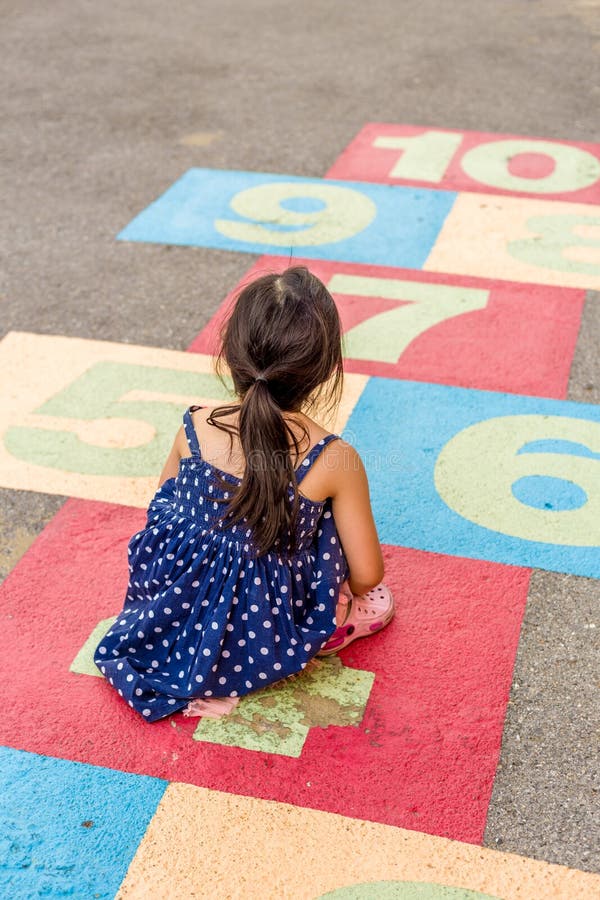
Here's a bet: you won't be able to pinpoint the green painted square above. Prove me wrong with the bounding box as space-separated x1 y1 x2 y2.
70 616 116 677
193 657 375 757
72 621 374 755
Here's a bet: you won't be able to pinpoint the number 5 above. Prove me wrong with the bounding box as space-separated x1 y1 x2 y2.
4 362 231 477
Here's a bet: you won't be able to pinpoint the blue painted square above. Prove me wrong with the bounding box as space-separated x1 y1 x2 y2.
342 378 600 577
117 168 456 268
0 746 167 899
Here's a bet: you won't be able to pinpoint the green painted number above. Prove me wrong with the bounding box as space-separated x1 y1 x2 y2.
328 274 489 363
508 214 600 275
461 139 600 194
215 182 376 246
5 361 232 477
372 130 463 182
434 415 600 546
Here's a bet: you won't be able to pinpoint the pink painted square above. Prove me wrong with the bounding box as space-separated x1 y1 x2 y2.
326 123 600 203
0 497 530 842
188 255 585 398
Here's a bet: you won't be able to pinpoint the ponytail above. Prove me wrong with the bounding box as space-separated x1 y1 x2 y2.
206 266 344 558
229 377 307 556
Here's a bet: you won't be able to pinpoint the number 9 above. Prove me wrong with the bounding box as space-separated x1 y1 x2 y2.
215 182 377 247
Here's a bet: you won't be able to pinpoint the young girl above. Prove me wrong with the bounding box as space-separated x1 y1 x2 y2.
94 266 394 723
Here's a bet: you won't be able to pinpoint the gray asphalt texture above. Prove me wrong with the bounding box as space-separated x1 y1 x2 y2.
484 292 600 873
1 0 599 874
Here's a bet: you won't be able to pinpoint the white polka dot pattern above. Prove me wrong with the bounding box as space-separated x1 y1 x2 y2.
92 406 350 722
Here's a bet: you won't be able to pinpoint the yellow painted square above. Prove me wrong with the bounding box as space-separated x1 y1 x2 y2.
0 332 367 509
425 192 600 289
116 784 600 899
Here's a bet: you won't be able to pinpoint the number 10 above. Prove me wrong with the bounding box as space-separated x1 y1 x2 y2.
372 130 600 194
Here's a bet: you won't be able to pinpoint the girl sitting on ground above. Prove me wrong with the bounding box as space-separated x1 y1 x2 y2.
94 265 394 722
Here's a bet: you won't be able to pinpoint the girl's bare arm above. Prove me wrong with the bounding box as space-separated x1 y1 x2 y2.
157 427 187 488
327 440 385 596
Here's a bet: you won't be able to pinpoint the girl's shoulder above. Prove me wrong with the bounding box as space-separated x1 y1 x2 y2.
291 423 357 504
295 412 355 460
181 405 244 476
184 404 353 502
297 414 333 446
189 405 341 462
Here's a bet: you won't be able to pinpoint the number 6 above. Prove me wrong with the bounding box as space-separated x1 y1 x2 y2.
434 414 600 546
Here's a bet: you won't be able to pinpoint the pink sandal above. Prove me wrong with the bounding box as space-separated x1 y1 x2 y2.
317 582 395 656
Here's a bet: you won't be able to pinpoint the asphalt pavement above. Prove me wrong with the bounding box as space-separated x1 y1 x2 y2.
1 0 599 887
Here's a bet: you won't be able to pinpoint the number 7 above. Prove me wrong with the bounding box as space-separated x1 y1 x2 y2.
328 274 490 363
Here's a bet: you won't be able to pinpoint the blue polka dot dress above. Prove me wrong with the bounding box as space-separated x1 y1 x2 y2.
94 406 351 722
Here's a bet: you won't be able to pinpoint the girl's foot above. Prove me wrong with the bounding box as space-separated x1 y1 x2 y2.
182 696 240 719
317 582 395 657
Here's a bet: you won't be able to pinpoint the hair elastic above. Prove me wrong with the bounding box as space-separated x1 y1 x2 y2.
254 374 268 383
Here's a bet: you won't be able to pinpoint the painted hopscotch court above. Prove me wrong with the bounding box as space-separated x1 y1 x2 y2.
2 125 600 898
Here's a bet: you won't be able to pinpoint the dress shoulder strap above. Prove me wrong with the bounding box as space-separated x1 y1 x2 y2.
182 406 204 457
295 433 340 485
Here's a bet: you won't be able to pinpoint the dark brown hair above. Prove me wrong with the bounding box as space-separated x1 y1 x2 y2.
207 265 344 557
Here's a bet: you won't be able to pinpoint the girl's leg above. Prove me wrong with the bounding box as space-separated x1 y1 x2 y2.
335 579 353 626
182 695 240 718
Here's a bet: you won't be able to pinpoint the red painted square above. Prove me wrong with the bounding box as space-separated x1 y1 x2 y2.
188 255 585 398
0 497 531 842
326 123 600 203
